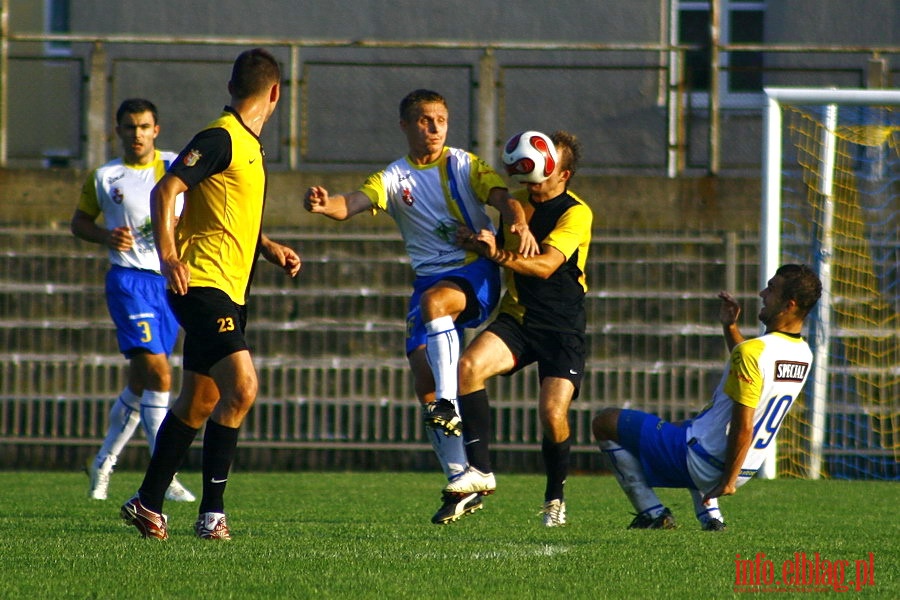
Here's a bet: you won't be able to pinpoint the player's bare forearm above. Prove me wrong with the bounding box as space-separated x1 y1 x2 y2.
486 188 539 257
304 187 370 221
70 210 133 251
718 291 745 351
459 227 563 279
151 174 190 294
261 234 301 278
704 401 754 501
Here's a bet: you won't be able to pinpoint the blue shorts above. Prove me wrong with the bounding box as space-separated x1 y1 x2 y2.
616 409 696 489
105 265 179 358
405 257 500 355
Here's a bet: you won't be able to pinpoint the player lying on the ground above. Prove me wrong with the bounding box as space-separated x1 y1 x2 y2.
592 264 822 530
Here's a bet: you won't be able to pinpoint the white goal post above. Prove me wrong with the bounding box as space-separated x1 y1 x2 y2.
760 87 900 480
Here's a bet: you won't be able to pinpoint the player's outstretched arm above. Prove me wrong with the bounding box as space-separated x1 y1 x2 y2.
303 186 371 221
260 234 301 278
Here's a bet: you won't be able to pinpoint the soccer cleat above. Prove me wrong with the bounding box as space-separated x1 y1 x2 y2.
120 495 168 540
87 455 115 500
165 476 196 502
701 518 727 531
431 491 483 524
540 499 567 527
443 467 496 495
195 512 232 540
423 399 462 437
627 507 677 530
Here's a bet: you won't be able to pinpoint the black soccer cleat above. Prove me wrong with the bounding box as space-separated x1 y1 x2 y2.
431 491 483 524
423 399 462 437
627 507 677 530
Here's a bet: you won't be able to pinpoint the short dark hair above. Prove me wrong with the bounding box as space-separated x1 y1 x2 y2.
550 130 581 181
775 264 822 318
116 98 158 126
230 48 281 100
399 89 447 122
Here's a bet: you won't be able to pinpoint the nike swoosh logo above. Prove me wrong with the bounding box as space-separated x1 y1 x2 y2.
210 477 228 484
249 158 257 164
569 369 579 375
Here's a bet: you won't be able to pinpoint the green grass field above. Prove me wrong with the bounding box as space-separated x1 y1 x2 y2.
0 471 894 599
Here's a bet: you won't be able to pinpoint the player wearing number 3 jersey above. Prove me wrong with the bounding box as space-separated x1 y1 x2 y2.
592 264 822 531
71 98 194 504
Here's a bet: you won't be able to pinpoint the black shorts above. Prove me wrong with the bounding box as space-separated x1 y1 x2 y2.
485 312 586 399
167 287 249 375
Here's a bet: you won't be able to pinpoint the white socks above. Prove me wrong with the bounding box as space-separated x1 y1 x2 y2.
140 390 170 455
599 440 667 519
94 387 141 467
425 409 468 481
424 316 459 402
690 488 724 525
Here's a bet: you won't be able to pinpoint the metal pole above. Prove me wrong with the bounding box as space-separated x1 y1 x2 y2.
476 49 497 168
809 103 838 480
708 0 721 175
757 92 783 479
288 44 300 170
86 42 108 168
0 0 9 166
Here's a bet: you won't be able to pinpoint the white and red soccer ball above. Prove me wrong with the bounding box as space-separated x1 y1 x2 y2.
501 130 558 184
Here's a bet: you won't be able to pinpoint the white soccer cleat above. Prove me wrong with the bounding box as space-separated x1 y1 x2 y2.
87 455 116 500
195 512 232 540
443 467 496 495
165 475 196 502
541 499 567 527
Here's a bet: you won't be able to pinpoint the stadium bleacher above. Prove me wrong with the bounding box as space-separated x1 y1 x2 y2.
0 226 761 471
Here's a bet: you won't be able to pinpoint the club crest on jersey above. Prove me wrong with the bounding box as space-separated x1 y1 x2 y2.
775 361 809 382
401 187 414 206
111 187 124 205
183 149 202 167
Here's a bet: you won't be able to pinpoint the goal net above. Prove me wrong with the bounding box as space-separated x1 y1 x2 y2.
762 88 899 480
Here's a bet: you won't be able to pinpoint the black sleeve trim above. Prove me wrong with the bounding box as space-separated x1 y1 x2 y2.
168 128 232 188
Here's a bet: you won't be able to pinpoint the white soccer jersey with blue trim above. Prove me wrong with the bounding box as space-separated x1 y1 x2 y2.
358 147 504 276
78 150 183 272
685 332 813 491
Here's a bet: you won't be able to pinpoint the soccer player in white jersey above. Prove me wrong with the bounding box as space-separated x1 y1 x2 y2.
71 98 193 503
592 264 822 530
304 89 538 523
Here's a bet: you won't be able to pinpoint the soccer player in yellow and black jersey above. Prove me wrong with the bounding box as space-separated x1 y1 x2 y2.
120 48 301 541
448 131 593 527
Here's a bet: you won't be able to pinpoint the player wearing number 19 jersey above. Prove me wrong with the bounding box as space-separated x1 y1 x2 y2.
685 332 813 490
592 264 822 531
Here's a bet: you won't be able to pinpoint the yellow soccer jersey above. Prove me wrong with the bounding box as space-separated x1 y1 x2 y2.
167 108 267 305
